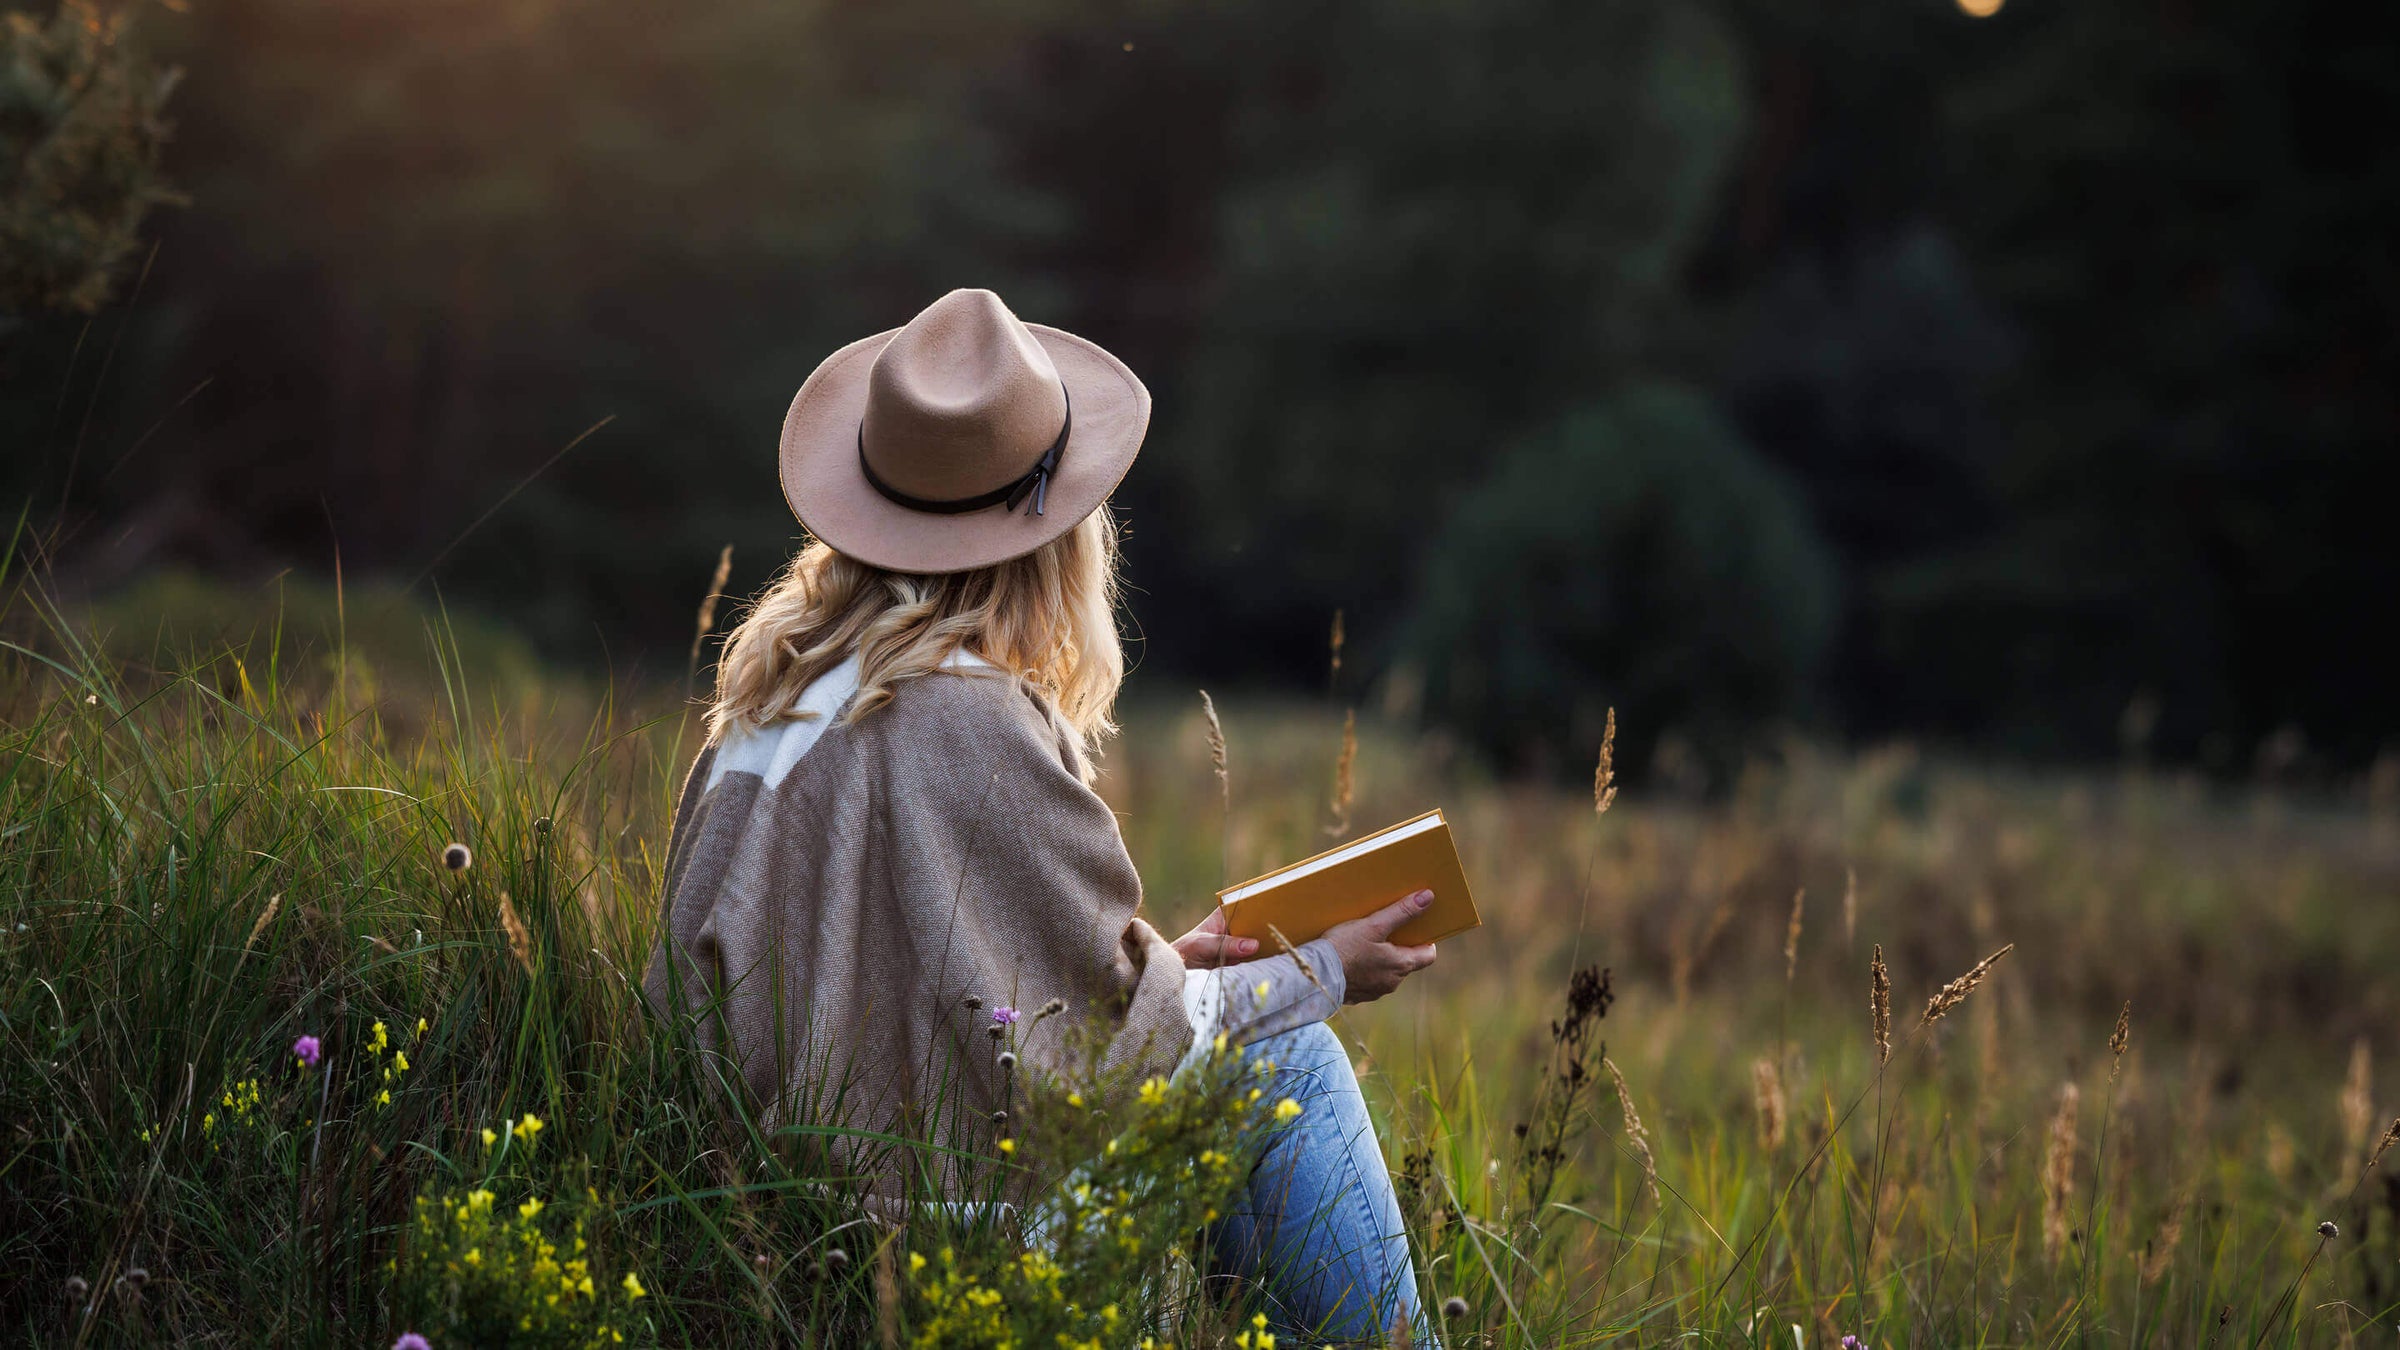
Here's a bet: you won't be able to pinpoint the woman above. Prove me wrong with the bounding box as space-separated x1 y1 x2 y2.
646 289 1439 1342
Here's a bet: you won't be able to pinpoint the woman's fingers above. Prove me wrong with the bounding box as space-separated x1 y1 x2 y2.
1173 919 1259 968
1353 889 1434 941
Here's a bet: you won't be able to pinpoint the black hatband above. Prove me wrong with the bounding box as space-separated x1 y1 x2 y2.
858 386 1070 517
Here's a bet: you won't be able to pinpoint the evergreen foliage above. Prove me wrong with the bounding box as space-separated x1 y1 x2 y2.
1409 383 1834 775
0 1 177 317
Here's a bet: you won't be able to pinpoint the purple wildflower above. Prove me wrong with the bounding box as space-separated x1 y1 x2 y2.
1841 1338 1862 1349
991 1006 1019 1025
394 1335 432 1350
292 1034 322 1068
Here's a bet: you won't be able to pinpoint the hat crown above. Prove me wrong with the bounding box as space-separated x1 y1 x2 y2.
861 289 1067 501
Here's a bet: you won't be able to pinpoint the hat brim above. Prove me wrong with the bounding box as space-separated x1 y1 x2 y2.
778 323 1150 574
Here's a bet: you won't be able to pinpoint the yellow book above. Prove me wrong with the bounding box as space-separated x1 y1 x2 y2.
1215 809 1481 949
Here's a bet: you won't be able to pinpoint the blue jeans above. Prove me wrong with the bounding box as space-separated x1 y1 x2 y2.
1206 1021 1434 1345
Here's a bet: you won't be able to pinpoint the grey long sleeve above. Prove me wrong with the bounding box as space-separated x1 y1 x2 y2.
1186 937 1346 1050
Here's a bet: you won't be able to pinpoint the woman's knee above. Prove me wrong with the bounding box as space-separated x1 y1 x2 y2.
1250 1018 1345 1067
1245 1020 1358 1104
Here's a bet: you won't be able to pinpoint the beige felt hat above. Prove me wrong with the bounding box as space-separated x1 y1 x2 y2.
778 288 1151 574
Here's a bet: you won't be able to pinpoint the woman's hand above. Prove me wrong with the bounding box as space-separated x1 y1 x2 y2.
1170 908 1261 968
1323 889 1440 1004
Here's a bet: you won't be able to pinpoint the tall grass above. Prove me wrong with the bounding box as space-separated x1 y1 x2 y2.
5 561 2398 1345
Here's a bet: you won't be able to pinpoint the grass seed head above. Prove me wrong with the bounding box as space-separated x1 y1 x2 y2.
1605 1056 1661 1209
1751 1056 1788 1151
243 892 283 952
2109 1001 2132 1082
1921 942 2014 1026
2340 1038 2372 1165
1784 887 1805 984
2372 1116 2400 1172
497 892 535 976
1198 689 1229 810
2041 1081 2081 1262
2141 1191 2188 1282
1842 866 1857 948
689 543 734 673
1870 945 1892 1066
873 1240 898 1350
1593 707 1618 817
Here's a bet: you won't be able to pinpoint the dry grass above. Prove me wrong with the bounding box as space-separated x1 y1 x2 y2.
1108 695 2400 1343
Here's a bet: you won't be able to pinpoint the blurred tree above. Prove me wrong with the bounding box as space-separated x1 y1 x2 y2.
15 0 1062 645
1719 223 2015 736
1905 0 2400 762
984 0 1751 682
5 0 2395 769
1405 383 1834 775
0 1 178 320
1697 0 2400 764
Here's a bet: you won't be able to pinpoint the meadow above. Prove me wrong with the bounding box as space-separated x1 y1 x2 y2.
4 569 2397 1347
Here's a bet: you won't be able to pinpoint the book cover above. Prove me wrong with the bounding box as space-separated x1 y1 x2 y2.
1214 809 1481 949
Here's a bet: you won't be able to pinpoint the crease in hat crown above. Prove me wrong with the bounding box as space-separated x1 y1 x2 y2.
860 289 1070 502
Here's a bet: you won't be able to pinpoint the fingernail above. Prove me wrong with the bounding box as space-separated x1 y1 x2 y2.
1238 938 1258 954
1412 890 1434 909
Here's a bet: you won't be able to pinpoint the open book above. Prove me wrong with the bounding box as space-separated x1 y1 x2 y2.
1214 809 1481 949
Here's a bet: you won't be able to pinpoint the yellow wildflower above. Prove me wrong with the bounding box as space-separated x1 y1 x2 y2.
513 1114 544 1145
621 1272 646 1300
368 1021 388 1054
1274 1097 1303 1122
1254 979 1271 1001
520 1197 544 1220
415 1017 428 1039
1066 1091 1084 1109
998 1138 1016 1154
393 1050 409 1073
481 1127 498 1149
1138 1077 1168 1107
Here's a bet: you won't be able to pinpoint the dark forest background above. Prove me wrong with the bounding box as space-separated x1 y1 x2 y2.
5 0 2395 778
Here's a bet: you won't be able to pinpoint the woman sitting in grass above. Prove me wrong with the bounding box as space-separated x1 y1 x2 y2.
645 289 1440 1342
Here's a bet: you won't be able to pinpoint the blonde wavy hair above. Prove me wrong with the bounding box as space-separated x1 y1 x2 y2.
706 509 1126 754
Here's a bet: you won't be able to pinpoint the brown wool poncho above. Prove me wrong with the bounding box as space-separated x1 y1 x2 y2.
643 663 1194 1195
